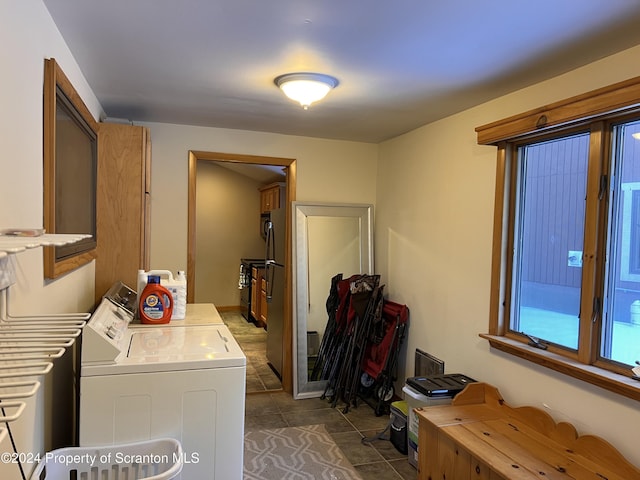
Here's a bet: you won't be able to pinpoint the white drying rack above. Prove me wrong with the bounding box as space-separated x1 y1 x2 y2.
0 232 91 445
0 233 91 257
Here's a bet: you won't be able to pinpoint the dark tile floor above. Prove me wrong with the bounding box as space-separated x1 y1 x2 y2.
221 311 282 393
245 393 416 480
221 311 416 480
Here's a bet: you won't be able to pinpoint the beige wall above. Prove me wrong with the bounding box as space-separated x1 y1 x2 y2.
141 122 379 274
194 162 266 306
376 44 640 465
0 2 103 478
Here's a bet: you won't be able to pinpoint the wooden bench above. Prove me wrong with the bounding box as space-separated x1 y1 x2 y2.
416 382 640 479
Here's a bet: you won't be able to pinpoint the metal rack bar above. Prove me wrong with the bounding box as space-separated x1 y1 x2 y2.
0 347 65 359
0 352 65 362
0 338 75 348
0 324 83 333
0 329 81 340
0 320 87 329
0 401 27 422
1 288 90 322
0 381 41 400
0 363 54 379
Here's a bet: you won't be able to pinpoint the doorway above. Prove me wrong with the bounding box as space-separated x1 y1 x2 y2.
186 151 296 394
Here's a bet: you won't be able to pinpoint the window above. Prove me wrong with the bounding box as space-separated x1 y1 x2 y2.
604 119 640 366
511 133 589 351
476 76 640 401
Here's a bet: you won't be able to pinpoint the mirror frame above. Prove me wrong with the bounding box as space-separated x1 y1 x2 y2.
43 58 98 279
292 201 374 399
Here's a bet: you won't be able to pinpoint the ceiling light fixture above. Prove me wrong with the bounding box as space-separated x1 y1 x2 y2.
274 72 338 110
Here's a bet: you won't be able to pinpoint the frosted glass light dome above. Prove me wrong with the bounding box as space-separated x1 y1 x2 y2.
274 73 338 109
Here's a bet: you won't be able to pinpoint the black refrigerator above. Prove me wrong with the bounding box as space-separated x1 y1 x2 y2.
265 207 285 378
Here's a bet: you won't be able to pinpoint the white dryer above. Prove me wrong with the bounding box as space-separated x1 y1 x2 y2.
79 285 246 480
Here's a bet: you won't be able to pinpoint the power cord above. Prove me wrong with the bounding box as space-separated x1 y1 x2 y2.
360 417 391 444
1 404 27 480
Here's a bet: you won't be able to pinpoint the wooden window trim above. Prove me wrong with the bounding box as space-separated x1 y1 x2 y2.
480 334 640 401
481 80 640 402
476 75 640 145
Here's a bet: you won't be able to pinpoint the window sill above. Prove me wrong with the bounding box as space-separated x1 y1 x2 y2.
480 334 640 402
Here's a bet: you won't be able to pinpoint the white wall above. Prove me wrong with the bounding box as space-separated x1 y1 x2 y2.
140 122 378 274
0 2 103 479
376 44 640 465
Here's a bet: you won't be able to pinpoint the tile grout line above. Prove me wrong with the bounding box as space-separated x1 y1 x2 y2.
234 304 412 480
335 402 407 478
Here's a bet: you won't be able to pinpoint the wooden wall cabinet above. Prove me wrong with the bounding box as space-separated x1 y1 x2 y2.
259 182 285 214
95 123 151 302
417 383 640 480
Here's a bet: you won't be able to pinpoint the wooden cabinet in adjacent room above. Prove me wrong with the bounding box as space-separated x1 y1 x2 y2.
95 123 151 303
250 267 260 321
260 277 268 325
259 182 285 214
251 266 267 327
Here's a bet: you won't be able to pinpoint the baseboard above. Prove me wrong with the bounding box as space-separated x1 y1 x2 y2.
215 305 242 312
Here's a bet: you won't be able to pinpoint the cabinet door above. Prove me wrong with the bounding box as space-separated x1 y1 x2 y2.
269 186 280 210
262 190 273 213
260 278 268 324
260 189 270 214
259 183 285 213
251 268 260 320
95 123 150 302
260 187 276 213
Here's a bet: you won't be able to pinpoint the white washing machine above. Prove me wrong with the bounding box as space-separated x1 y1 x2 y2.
79 284 246 480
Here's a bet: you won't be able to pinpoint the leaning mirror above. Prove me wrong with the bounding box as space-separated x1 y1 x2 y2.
292 202 374 399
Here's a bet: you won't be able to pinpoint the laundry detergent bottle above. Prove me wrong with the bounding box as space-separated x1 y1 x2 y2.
139 275 173 324
137 269 187 320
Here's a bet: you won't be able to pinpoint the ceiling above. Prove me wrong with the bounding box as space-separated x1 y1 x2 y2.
43 0 640 144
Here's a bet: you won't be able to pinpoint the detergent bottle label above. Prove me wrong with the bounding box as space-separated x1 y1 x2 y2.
137 270 186 320
139 276 173 324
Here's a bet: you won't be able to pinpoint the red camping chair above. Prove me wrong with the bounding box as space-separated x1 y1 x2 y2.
360 300 408 415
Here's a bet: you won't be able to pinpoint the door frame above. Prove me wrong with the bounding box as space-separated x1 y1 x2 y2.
187 150 296 393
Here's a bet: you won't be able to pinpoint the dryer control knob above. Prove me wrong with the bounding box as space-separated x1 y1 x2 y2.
106 326 117 339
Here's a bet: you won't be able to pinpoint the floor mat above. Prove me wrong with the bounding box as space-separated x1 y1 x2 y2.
244 424 363 480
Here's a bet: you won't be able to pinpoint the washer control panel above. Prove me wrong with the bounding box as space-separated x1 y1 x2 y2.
82 292 135 364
